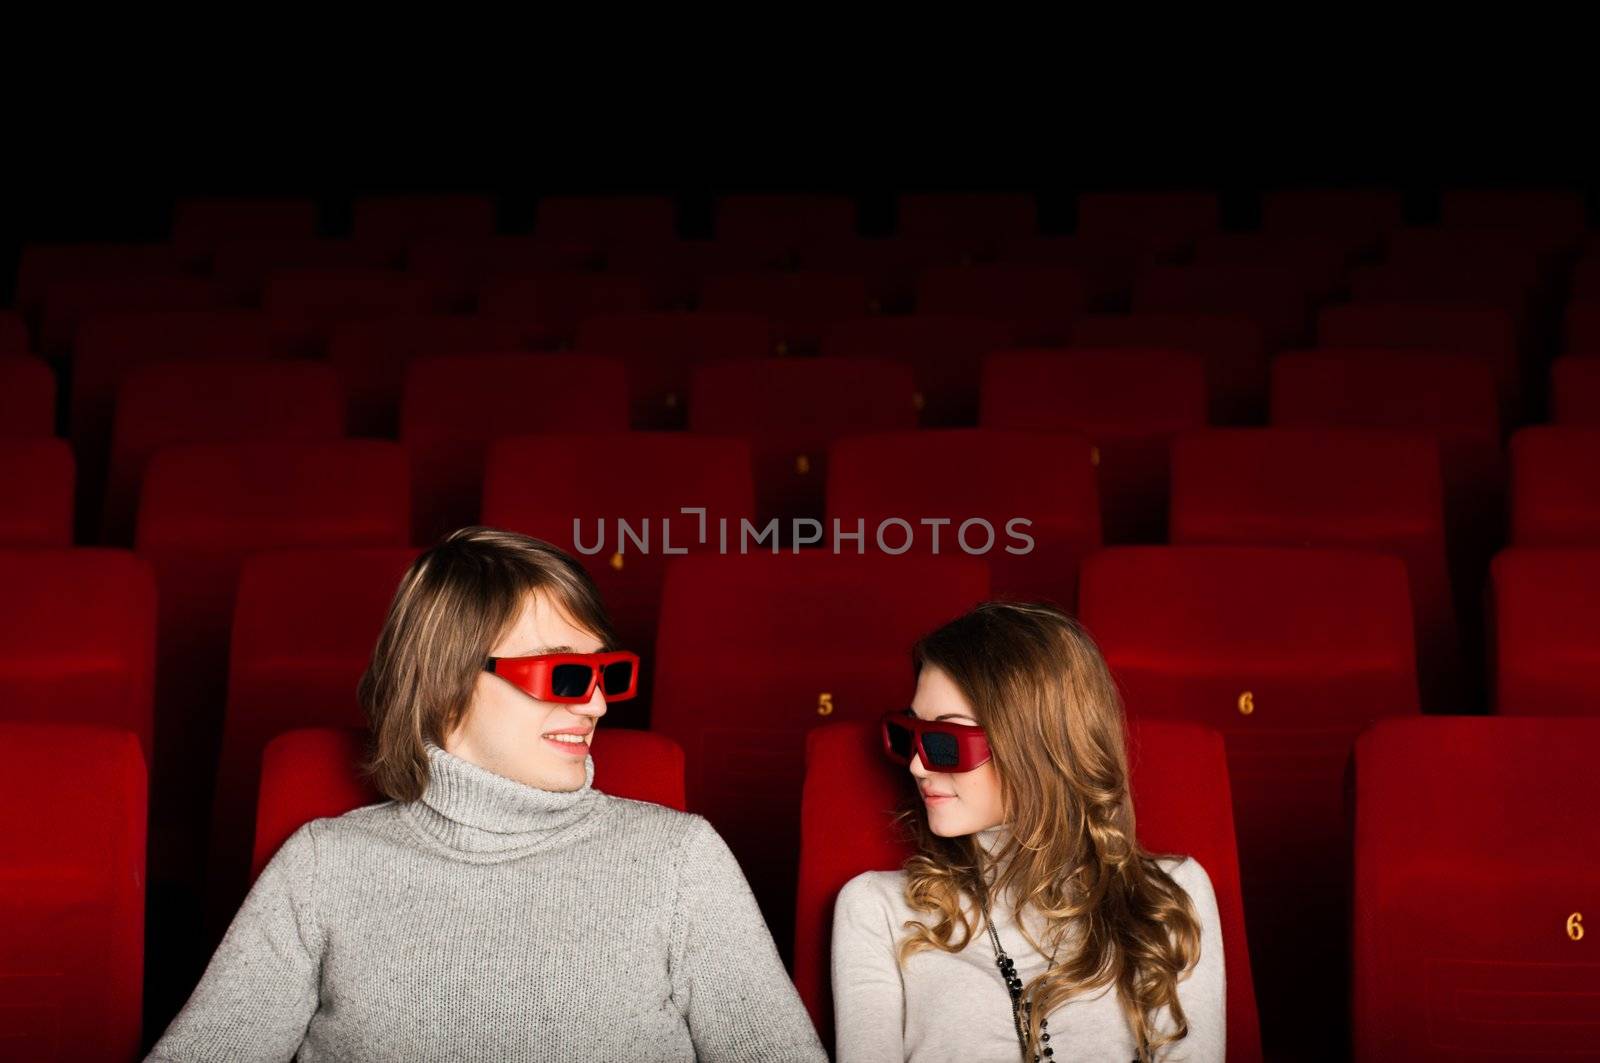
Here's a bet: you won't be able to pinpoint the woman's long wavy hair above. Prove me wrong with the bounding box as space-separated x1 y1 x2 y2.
893 600 1203 1061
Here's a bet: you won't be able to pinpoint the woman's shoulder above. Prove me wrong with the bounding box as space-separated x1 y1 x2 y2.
835 868 910 917
1152 853 1220 914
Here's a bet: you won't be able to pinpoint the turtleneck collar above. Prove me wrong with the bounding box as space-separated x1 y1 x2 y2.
399 741 601 862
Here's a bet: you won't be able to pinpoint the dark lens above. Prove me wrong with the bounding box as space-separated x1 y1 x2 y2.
550 663 593 699
601 660 635 696
922 731 960 769
885 719 913 760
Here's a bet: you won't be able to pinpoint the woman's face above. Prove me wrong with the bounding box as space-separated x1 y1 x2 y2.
444 590 608 792
908 664 1005 837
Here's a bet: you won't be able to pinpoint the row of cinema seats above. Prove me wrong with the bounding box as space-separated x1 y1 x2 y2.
7 706 1598 1062
4 185 1599 1060
5 536 1600 1059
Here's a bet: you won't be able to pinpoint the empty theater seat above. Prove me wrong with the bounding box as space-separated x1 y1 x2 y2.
715 194 859 249
40 275 236 355
1440 187 1588 233
576 312 772 428
688 358 918 528
104 359 345 545
980 348 1208 543
262 267 446 356
1170 427 1460 712
1552 357 1600 424
698 272 872 353
1353 715 1600 1059
1509 427 1600 545
0 548 156 753
1190 232 1359 298
826 428 1100 607
794 718 1263 1062
405 237 601 307
1076 191 1220 258
0 356 57 438
1070 311 1269 425
252 725 689 882
329 315 538 437
136 440 410 886
0 722 147 1063
1259 187 1404 243
482 432 756 727
171 197 318 258
1077 545 1418 1059
0 310 28 354
352 194 498 255
1133 262 1319 350
400 353 629 545
652 552 990 966
1565 301 1600 354
0 439 74 547
896 192 1038 250
478 271 655 342
534 195 678 247
1315 302 1523 420
1489 546 1600 715
913 264 1087 345
15 242 185 317
204 546 421 942
210 238 395 299
821 315 1016 426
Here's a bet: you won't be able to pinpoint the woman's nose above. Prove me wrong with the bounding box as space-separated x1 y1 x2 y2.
907 752 928 779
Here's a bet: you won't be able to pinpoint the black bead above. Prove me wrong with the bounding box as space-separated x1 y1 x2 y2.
1043 1049 1053 1058
1041 1032 1051 1042
1010 986 1021 999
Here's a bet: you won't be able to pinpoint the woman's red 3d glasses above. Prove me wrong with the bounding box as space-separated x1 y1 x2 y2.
880 708 992 773
483 651 640 703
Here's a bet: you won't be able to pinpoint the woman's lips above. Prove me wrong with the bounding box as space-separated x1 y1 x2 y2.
543 735 590 756
921 791 954 803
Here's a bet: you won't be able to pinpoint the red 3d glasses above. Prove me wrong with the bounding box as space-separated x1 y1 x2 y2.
880 708 992 773
483 651 640 703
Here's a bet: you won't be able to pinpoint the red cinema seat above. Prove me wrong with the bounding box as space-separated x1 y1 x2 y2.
40 275 235 355
897 192 1038 251
980 349 1208 543
0 439 73 546
329 315 537 437
352 194 497 255
135 440 411 884
1316 302 1523 421
796 237 968 312
1078 545 1418 1058
576 312 771 429
252 725 688 883
0 722 146 1063
1259 187 1404 242
1510 427 1600 545
15 242 184 317
205 547 420 939
478 271 654 342
1132 263 1317 349
171 197 318 258
652 551 990 966
1489 547 1600 715
795 718 1262 1062
0 310 28 354
698 272 871 354
262 267 445 356
598 240 775 309
1440 187 1588 234
1552 356 1600 424
1076 191 1220 258
1190 232 1361 297
715 194 859 249
689 358 918 528
1171 428 1461 712
534 194 678 247
104 359 344 545
0 355 56 438
821 315 1016 427
406 237 601 309
1564 300 1600 355
1353 715 1600 1060
913 264 1087 345
210 238 395 301
0 548 156 755
1270 349 1506 658
401 353 628 546
826 428 1100 607
482 432 755 727
1071 311 1269 425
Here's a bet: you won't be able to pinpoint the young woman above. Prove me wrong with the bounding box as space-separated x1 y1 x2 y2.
146 526 827 1062
831 601 1226 1062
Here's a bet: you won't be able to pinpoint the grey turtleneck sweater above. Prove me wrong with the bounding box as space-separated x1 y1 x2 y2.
146 742 828 1062
831 824 1225 1062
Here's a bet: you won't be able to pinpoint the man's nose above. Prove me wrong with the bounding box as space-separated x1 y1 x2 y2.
576 687 609 718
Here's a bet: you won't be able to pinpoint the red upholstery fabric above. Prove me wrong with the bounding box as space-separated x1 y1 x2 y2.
1076 191 1219 258
1552 356 1600 425
1071 311 1268 424
715 194 858 248
1259 188 1403 242
1490 546 1600 715
478 271 655 343
913 265 1087 345
40 276 235 355
897 193 1038 248
352 195 497 254
0 355 57 439
534 195 677 247
0 438 74 547
821 315 1016 427
262 267 445 356
698 272 871 352
1510 427 1600 545
0 309 28 355
576 312 771 429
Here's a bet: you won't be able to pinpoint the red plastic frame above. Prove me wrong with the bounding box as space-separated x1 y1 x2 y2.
484 650 640 703
879 708 992 773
